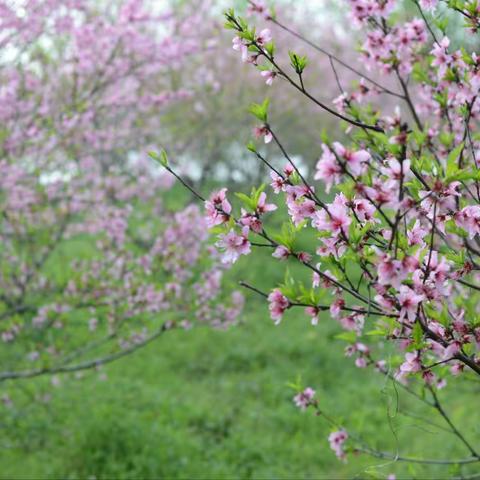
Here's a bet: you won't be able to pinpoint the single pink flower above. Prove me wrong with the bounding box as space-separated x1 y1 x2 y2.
253 125 273 144
270 171 285 193
256 28 272 46
455 205 480 238
305 306 320 326
330 297 345 319
407 220 428 246
397 286 424 323
256 191 277 214
328 430 348 460
293 387 316 409
232 36 248 62
272 245 290 260
312 194 351 237
260 70 276 86
216 227 251 264
314 144 342 193
297 251 312 263
353 198 376 223
268 289 290 324
205 188 231 228
332 141 370 176
240 210 263 233
355 357 367 368
400 351 421 374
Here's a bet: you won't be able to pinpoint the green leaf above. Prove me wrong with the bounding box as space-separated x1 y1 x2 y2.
251 184 266 204
365 329 387 336
265 41 275 57
334 331 357 343
234 192 256 211
446 142 464 177
434 17 449 33
288 51 308 74
148 150 169 167
249 98 270 123
412 322 423 348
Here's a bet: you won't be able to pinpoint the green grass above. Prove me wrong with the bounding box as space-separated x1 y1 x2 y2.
0 285 478 479
0 189 478 479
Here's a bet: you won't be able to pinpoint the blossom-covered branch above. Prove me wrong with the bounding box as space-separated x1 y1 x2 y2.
168 0 480 472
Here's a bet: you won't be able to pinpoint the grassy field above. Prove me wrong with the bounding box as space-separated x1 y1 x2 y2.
0 191 478 479
1 275 478 478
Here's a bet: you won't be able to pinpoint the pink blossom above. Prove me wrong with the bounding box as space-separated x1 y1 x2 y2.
330 298 345 319
232 36 248 62
287 197 317 226
240 210 263 233
312 194 351 237
400 351 422 374
442 340 461 360
293 387 316 409
377 254 407 289
422 369 436 385
437 378 447 389
332 142 370 176
397 286 424 323
450 363 464 376
205 188 232 228
268 289 290 324
270 172 285 193
328 430 348 460
260 70 276 86
314 144 342 193
431 37 452 78
355 357 367 368
247 0 271 19
428 321 446 339
256 29 272 46
355 342 370 354
455 205 480 238
353 198 376 223
407 220 428 246
381 157 412 189
297 251 312 263
420 0 438 10
216 227 251 264
317 237 347 259
305 306 320 326
256 192 277 214
339 314 365 335
272 245 290 260
253 125 273 144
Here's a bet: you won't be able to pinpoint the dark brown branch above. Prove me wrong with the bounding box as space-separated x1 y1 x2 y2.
0 323 170 382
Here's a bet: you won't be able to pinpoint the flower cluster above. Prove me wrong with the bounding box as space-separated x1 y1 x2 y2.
208 0 480 466
0 0 244 381
0 159 243 379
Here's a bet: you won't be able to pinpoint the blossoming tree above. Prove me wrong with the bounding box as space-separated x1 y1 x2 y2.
165 0 480 475
0 0 242 383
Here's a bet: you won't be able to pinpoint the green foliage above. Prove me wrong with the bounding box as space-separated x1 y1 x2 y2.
0 222 478 478
288 51 308 75
249 98 270 123
271 221 305 251
235 184 266 211
1 294 475 479
148 149 169 168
